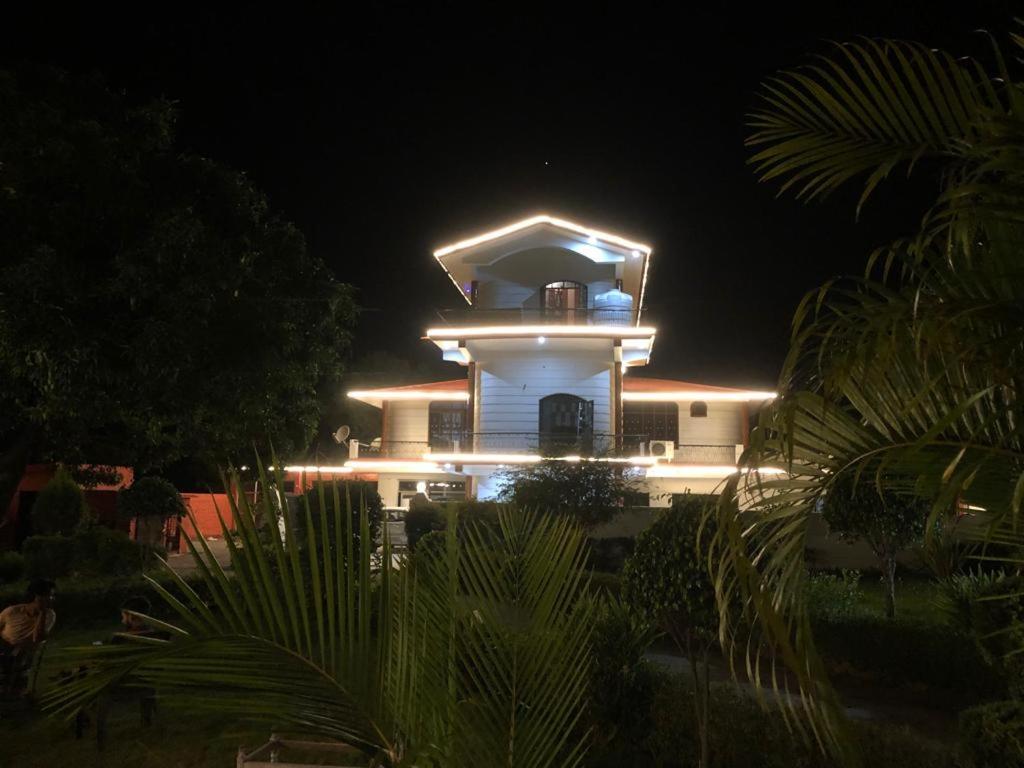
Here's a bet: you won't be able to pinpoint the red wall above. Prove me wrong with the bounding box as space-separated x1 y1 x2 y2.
177 493 237 552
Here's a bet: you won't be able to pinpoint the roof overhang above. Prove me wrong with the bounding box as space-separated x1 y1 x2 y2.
432 214 653 320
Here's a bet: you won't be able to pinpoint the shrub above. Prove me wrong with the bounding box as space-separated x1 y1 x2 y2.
31 467 88 536
0 571 209 627
71 525 145 577
588 597 659 751
622 494 720 767
641 671 956 768
0 550 25 583
403 500 501 552
296 480 383 551
496 460 640 528
21 535 75 579
935 569 1024 697
812 613 1003 699
805 569 861 621
119 476 186 549
588 537 635 573
959 700 1024 767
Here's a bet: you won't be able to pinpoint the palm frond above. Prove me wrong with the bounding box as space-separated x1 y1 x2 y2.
43 466 595 768
747 38 1005 213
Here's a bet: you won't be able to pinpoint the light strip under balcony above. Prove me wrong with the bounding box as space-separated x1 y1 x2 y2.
426 325 657 340
645 465 786 479
623 390 776 402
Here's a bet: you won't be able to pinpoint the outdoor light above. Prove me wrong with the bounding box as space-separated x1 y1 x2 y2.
622 390 777 402
537 336 546 344
631 249 641 258
347 389 469 401
433 214 652 258
426 325 656 339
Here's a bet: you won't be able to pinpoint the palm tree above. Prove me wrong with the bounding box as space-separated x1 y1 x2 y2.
45 465 596 767
707 26 1024 761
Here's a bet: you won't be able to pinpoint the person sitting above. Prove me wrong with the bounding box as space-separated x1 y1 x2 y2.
114 596 168 641
0 579 56 694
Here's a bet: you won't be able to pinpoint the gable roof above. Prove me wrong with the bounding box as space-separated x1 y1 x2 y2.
432 214 653 319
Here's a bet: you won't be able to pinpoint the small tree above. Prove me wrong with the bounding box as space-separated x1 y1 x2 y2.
496 460 640 528
119 477 186 550
31 467 88 536
821 474 927 619
622 495 720 768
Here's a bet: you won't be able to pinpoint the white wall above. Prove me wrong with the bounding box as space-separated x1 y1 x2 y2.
475 248 619 309
385 401 430 444
676 401 744 446
477 353 612 438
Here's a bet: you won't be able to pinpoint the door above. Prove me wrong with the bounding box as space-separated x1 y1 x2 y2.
541 281 588 323
539 394 594 455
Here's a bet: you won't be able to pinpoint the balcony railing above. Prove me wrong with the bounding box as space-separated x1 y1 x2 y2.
433 307 636 327
356 434 739 464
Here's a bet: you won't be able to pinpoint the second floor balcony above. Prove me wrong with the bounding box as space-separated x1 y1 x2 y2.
433 306 636 327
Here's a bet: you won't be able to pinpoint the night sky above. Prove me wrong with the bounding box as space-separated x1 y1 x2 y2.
5 2 1016 389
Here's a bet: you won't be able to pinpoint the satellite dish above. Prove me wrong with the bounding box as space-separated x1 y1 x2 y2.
332 425 351 445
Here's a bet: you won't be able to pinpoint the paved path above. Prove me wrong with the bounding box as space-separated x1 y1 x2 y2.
166 538 232 576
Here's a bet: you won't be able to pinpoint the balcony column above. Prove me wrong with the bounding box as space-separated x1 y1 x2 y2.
613 343 623 454
467 361 476 452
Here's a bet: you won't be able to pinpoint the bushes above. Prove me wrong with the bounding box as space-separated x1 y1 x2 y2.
805 569 861 621
595 669 957 768
31 467 88 535
812 613 1003 699
960 700 1024 767
119 476 185 549
21 527 145 580
71 525 146 577
588 537 635 573
588 597 659 751
21 535 75 579
937 570 1024 697
404 500 502 551
0 571 209 627
297 480 383 554
0 550 26 583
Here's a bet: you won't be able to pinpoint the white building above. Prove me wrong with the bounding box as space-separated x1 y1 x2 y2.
292 215 775 507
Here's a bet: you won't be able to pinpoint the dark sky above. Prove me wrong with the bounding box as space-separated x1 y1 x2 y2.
5 2 1017 388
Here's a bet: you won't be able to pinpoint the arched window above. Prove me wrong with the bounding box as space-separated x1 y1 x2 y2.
689 401 708 418
541 281 588 322
539 393 594 455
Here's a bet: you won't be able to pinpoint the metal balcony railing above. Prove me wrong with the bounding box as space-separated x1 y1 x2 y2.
433 307 636 327
356 434 740 464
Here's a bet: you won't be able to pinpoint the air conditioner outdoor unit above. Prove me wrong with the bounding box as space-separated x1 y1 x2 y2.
647 440 675 460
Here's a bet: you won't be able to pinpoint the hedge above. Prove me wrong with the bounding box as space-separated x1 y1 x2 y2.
592 669 958 768
813 614 1004 701
0 572 208 628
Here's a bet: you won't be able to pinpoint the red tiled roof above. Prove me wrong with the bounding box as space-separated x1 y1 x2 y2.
622 377 749 393
362 379 468 393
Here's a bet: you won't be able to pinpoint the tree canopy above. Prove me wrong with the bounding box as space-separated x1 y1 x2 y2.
0 66 357 505
496 460 640 528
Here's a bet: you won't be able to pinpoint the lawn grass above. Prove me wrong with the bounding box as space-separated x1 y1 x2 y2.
856 574 948 625
1 622 364 768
